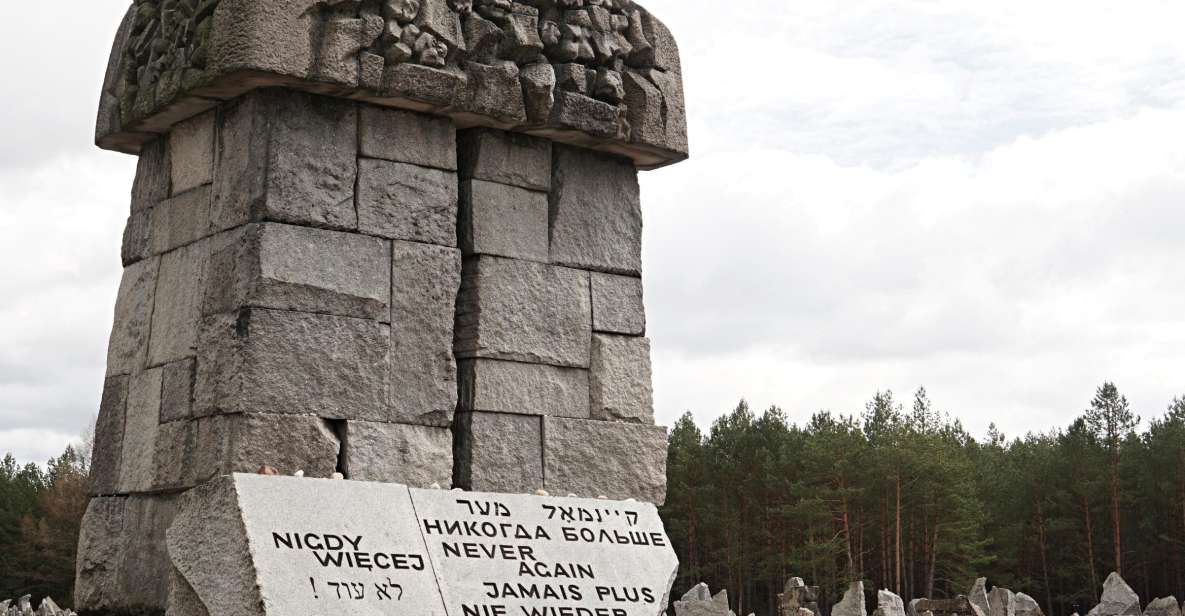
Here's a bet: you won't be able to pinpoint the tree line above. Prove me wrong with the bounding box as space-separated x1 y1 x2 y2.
660 384 1185 616
1 383 1182 614
0 446 89 603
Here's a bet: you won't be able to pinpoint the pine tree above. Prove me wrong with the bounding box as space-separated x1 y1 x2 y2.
1084 383 1138 575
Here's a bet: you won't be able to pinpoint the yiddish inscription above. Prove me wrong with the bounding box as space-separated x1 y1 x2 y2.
409 489 678 616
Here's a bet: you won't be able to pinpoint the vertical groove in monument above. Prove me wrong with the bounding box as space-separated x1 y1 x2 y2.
78 91 465 614
451 130 667 504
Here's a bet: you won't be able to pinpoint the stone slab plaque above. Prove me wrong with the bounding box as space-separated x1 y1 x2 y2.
410 489 678 616
239 475 446 615
169 474 448 616
167 475 678 616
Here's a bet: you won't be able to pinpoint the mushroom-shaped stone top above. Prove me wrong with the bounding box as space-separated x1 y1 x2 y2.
97 0 687 169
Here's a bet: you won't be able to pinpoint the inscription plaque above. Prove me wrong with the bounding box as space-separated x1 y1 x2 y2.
410 489 677 616
168 475 678 616
236 474 446 615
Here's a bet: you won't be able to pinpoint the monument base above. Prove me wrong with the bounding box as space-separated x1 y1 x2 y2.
165 474 679 616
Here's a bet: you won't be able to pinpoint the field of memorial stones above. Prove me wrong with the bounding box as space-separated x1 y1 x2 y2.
669 573 1181 616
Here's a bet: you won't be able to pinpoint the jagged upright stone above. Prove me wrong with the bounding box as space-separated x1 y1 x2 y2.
878 591 908 616
990 588 1017 616
1088 573 1142 616
779 578 821 616
675 585 735 616
969 578 992 616
81 0 688 612
1143 598 1181 616
833 582 868 616
1015 594 1045 616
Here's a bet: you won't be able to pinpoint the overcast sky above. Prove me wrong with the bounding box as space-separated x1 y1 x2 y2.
2 1 1184 464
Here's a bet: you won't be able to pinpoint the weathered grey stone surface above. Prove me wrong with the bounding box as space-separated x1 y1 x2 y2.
90 376 128 495
151 419 198 492
121 208 152 266
459 359 590 419
151 184 212 255
382 63 467 108
1088 573 1142 616
120 496 180 610
169 111 214 195
623 70 665 148
99 0 688 169
146 240 210 367
205 223 391 321
193 413 341 480
642 10 681 74
411 488 678 616
359 105 457 171
459 179 549 261
169 475 446 616
343 421 452 487
458 129 552 191
166 478 260 616
521 62 557 124
213 89 359 234
592 272 646 335
16 596 74 616
549 144 643 275
879 590 908 616
455 256 591 368
195 308 390 421
647 68 688 154
550 90 619 139
117 367 163 494
130 138 169 212
166 567 210 616
1015 594 1044 616
1144 598 1181 616
989 588 1016 616
357 159 459 247
454 411 544 494
75 498 127 612
160 358 195 423
590 334 654 423
75 495 178 614
969 578 992 616
833 582 868 616
460 62 526 124
105 256 158 376
780 578 820 616
675 585 733 616
543 417 667 504
390 241 462 426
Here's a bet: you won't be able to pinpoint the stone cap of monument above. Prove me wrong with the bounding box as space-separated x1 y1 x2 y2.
97 0 688 170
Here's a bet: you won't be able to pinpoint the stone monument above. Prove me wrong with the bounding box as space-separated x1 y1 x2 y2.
166 474 679 615
76 0 687 613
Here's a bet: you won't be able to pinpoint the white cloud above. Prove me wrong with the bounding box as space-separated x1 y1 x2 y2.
0 429 85 468
0 154 134 441
3 0 1185 463
642 104 1185 437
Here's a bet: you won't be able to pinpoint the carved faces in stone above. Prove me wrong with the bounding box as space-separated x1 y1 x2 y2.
383 0 423 23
